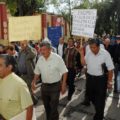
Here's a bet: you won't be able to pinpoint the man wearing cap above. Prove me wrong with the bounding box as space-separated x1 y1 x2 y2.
32 41 68 120
80 38 114 120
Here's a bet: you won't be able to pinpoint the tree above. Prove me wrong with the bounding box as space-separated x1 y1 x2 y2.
111 0 120 34
91 1 113 35
94 0 120 35
0 0 17 15
15 0 45 16
74 0 116 36
0 0 45 16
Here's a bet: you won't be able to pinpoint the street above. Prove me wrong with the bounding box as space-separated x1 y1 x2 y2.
35 75 120 120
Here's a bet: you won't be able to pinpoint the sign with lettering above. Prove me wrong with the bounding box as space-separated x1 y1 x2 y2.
72 9 97 38
9 16 41 42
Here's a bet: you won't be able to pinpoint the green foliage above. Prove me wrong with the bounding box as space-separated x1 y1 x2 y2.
91 1 113 35
93 0 120 35
0 0 45 16
73 0 120 35
0 0 17 15
50 0 58 5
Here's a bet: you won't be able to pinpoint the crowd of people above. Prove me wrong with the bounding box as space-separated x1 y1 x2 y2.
0 35 120 120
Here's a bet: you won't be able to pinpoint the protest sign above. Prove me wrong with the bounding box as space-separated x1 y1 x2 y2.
9 16 41 42
72 9 97 38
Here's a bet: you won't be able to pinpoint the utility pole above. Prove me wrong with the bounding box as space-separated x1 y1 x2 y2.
68 0 72 36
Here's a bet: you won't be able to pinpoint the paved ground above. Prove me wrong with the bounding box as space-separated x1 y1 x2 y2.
35 74 120 120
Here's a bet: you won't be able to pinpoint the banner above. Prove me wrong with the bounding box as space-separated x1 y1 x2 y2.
48 26 62 47
72 9 97 38
8 16 41 42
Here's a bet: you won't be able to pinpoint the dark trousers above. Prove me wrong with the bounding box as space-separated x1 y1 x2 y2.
67 68 76 99
86 74 107 120
41 82 60 120
82 68 90 103
84 72 90 102
114 64 120 92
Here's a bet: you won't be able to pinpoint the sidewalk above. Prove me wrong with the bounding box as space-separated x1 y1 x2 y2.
35 75 120 120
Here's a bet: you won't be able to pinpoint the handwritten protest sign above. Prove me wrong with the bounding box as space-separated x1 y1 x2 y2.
9 16 41 42
72 9 97 38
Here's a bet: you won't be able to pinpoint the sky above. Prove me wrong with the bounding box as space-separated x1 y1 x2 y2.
46 0 81 14
46 0 102 14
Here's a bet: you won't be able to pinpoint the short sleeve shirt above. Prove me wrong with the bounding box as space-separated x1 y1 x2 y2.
85 48 114 76
0 73 33 119
34 52 68 83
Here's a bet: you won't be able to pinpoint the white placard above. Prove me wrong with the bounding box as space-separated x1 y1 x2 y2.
72 9 97 38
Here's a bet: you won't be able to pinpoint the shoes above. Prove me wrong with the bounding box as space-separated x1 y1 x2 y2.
81 100 90 106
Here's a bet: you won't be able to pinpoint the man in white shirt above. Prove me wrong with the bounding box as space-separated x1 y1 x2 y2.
80 38 114 120
57 37 67 58
82 38 106 106
32 41 68 120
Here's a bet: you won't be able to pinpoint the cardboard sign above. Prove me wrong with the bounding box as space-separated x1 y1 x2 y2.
72 9 97 38
8 16 41 42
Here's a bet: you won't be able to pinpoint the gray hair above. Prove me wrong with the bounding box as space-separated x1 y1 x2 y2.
40 41 52 49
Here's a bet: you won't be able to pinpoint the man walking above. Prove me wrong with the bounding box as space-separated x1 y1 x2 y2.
64 38 82 100
18 40 36 89
80 38 114 120
0 55 33 120
57 37 67 58
32 41 68 120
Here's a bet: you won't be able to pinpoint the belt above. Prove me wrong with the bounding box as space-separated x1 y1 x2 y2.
87 73 104 78
42 81 60 86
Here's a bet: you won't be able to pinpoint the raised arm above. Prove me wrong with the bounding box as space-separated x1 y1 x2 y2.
79 47 86 66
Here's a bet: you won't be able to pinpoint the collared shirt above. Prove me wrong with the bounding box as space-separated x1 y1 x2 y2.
85 48 114 76
0 73 33 119
85 44 105 54
34 52 68 83
58 44 63 57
